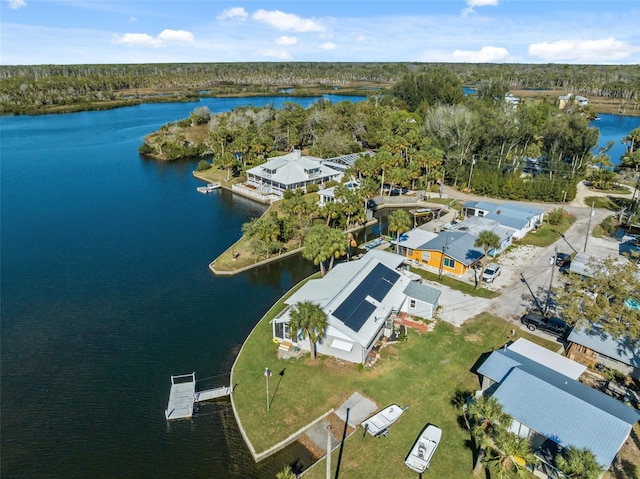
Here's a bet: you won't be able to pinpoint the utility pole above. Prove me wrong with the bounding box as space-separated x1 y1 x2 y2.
467 156 476 190
584 201 594 252
438 236 450 279
326 425 332 479
545 247 557 315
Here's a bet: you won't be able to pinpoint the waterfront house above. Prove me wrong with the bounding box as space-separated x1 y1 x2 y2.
558 93 588 109
462 201 544 240
271 250 441 364
407 231 484 277
243 150 342 200
477 338 640 476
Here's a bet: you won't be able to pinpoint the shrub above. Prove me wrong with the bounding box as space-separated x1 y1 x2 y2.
546 207 565 226
600 215 616 235
282 189 294 200
306 183 319 193
196 160 212 171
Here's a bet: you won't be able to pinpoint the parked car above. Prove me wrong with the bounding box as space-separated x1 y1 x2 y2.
482 263 501 283
555 252 571 267
521 311 569 336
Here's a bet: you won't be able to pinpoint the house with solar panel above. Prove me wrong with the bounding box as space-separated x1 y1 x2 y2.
462 201 544 240
271 250 441 364
476 338 640 476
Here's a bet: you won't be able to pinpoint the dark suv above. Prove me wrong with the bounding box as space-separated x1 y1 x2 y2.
521 311 569 336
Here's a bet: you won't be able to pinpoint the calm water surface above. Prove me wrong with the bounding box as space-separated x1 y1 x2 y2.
0 96 359 478
1 96 636 478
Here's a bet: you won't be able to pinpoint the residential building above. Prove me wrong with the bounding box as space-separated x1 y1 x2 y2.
476 338 640 475
462 201 544 240
407 231 484 277
243 150 342 199
271 250 441 364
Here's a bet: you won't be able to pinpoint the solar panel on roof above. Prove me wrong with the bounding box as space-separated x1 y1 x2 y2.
333 263 400 332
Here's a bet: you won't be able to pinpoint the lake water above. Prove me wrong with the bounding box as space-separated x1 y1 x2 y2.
592 113 640 166
1 94 637 478
0 95 358 478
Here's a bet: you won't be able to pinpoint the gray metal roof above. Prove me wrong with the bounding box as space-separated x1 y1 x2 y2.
419 231 484 265
246 150 340 186
568 326 640 367
391 227 438 250
447 216 513 244
569 252 595 277
463 201 544 231
403 282 441 306
493 366 639 468
324 151 374 168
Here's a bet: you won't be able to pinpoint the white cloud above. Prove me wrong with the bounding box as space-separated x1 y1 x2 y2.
113 33 161 47
217 7 248 22
8 0 27 9
468 0 499 6
276 36 298 46
252 9 325 33
355 35 366 43
158 29 194 43
320 42 336 50
129 17 137 23
452 46 510 62
529 37 637 63
258 49 292 60
113 29 194 48
462 0 498 16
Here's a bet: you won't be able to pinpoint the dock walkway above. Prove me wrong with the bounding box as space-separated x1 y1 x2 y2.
165 372 231 420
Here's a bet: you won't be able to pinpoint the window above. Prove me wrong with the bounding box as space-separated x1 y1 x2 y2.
409 299 416 308
444 257 456 269
421 251 431 262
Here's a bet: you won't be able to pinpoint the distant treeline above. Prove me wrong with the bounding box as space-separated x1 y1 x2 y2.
1 62 639 115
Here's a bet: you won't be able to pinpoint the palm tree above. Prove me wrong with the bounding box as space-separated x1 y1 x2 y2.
288 300 328 361
302 225 331 276
474 230 501 289
556 446 604 479
484 428 537 479
275 465 296 479
467 395 512 475
388 209 412 254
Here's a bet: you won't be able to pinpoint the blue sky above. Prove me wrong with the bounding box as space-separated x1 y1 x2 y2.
2 0 639 65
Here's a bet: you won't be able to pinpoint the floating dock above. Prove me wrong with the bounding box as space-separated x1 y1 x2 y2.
196 182 221 193
165 372 231 420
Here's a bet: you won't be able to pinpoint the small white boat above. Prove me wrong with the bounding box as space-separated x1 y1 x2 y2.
196 182 221 193
361 404 405 437
404 424 442 473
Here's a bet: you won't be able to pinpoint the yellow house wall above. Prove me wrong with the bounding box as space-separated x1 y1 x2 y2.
407 249 468 276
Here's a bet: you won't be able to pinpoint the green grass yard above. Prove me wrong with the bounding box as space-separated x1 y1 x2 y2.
232 303 559 478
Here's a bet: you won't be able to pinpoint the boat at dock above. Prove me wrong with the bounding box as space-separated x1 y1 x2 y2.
404 424 442 473
361 403 406 437
196 182 221 193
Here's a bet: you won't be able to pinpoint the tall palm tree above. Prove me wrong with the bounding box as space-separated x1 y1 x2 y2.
556 446 604 479
474 230 501 289
288 300 328 361
467 395 512 475
484 428 537 479
388 209 412 254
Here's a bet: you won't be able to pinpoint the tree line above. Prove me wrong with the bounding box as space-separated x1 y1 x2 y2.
1 62 639 115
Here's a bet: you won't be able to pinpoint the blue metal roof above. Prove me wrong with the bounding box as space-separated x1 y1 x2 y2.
462 201 544 231
418 231 484 266
493 367 639 468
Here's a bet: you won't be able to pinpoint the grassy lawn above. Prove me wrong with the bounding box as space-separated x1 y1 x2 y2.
517 213 576 248
233 306 559 479
410 267 499 299
584 196 634 212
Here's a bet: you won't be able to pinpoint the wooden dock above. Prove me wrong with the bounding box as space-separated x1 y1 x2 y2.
165 372 231 420
196 182 221 194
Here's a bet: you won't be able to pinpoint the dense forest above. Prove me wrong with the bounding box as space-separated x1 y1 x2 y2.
1 62 639 115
